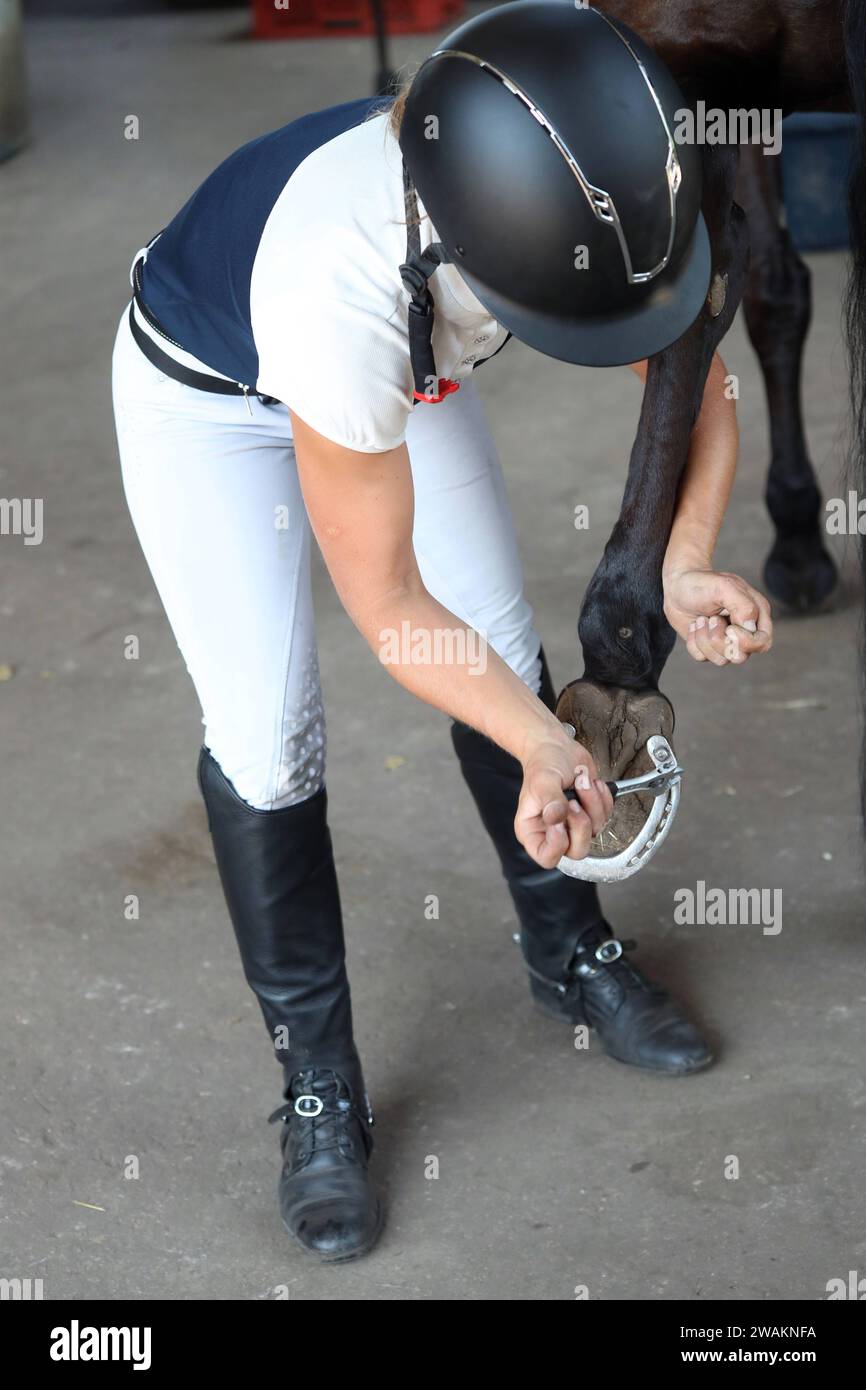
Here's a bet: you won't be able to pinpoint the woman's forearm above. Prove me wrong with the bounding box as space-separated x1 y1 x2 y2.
290 413 565 764
663 354 739 578
358 582 563 763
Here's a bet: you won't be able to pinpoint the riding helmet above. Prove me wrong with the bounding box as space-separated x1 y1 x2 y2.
398 0 711 367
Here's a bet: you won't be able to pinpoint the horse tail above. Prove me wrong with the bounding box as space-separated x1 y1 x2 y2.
843 0 866 833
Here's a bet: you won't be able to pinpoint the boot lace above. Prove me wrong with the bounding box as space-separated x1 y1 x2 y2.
268 1068 371 1164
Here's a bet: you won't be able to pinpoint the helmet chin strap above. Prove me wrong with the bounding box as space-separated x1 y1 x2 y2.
398 163 460 404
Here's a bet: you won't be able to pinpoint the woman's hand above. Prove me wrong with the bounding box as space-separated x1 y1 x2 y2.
663 566 773 666
516 734 615 868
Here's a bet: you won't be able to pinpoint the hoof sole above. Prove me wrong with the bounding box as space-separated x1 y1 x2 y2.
554 679 676 864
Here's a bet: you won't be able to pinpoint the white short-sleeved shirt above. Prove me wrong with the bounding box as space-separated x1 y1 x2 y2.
137 98 509 453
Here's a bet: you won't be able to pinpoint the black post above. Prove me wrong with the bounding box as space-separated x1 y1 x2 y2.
369 0 397 96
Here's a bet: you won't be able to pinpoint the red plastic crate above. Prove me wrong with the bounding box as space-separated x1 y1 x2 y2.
252 0 465 40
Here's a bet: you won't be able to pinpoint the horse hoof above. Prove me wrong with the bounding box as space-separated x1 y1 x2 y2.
763 542 838 615
555 679 678 878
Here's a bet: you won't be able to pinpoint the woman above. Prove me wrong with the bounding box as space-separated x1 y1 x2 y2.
112 1 772 1263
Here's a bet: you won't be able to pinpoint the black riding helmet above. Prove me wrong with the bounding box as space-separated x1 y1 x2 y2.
398 0 711 369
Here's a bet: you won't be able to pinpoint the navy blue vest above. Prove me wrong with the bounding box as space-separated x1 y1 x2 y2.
140 98 390 386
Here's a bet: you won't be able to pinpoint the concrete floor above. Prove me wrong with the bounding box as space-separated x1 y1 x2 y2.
2 6 864 1301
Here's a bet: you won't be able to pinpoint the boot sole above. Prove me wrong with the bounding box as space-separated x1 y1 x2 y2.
281 1198 385 1264
602 1048 716 1077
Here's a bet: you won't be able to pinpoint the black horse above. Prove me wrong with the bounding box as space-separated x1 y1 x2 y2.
570 0 865 835
578 0 860 701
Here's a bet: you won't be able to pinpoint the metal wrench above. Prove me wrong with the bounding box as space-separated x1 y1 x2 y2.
559 728 684 802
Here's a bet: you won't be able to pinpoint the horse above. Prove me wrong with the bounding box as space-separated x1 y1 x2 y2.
578 0 857 666
570 0 864 848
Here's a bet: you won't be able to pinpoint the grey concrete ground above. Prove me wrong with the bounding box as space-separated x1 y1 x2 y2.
1 6 864 1302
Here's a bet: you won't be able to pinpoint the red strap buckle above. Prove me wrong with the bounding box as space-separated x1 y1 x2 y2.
413 378 460 404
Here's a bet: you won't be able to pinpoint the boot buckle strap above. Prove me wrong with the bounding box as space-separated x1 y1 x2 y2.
593 939 623 965
516 930 633 991
294 1095 324 1118
574 947 617 979
575 937 637 977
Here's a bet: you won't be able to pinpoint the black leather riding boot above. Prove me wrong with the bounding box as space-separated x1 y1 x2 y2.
450 650 713 1076
197 747 382 1261
542 921 713 1074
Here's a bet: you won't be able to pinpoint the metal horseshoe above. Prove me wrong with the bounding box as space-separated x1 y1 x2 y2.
557 729 684 883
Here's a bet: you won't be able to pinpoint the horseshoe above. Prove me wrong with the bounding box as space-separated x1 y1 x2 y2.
558 728 683 882
553 679 684 884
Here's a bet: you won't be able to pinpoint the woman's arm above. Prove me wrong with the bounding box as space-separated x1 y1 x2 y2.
290 410 613 866
629 353 773 665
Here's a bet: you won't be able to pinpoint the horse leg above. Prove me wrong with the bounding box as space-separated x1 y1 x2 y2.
737 145 837 613
578 143 749 690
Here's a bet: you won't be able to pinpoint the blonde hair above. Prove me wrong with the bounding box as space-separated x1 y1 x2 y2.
371 72 423 228
387 78 413 139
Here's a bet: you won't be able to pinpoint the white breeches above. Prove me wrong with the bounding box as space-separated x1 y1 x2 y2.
112 307 542 808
